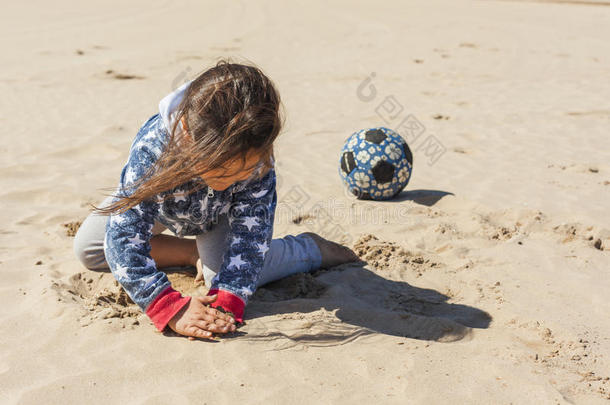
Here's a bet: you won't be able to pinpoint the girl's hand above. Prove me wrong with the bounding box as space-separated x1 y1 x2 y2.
167 294 237 340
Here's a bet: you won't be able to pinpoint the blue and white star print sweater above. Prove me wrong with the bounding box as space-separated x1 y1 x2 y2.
103 82 277 331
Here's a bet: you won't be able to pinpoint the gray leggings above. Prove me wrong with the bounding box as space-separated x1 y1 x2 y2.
73 196 323 289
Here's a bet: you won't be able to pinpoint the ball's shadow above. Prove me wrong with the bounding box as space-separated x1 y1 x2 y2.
245 263 491 345
382 189 454 206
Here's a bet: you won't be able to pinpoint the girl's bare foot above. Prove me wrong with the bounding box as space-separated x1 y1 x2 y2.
194 257 204 284
299 232 364 269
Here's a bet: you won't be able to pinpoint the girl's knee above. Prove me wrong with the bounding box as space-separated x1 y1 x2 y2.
73 244 108 271
73 224 108 271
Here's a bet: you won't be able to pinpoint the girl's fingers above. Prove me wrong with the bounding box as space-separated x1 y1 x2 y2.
189 327 213 339
194 320 211 331
198 312 220 325
211 316 235 330
207 323 233 334
200 319 234 334
194 296 235 323
205 306 235 323
193 312 233 331
213 319 236 333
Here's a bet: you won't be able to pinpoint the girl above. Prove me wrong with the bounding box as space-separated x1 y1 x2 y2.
73 60 361 341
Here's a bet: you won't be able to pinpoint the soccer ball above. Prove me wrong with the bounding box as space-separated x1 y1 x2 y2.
338 127 413 200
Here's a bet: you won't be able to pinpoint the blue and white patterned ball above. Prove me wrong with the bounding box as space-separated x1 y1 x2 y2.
338 127 413 200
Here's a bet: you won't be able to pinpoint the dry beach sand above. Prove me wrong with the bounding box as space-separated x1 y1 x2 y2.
1 0 609 403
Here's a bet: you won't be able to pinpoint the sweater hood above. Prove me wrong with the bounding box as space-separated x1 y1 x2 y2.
158 79 193 134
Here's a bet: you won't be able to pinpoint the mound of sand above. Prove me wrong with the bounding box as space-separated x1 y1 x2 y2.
51 269 205 329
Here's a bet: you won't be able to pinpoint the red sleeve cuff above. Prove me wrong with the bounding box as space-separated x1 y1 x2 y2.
146 286 191 332
206 288 245 323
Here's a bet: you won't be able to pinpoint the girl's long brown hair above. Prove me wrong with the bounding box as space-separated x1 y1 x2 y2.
92 58 284 216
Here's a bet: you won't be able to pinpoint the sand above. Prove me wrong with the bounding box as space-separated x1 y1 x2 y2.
1 0 609 403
